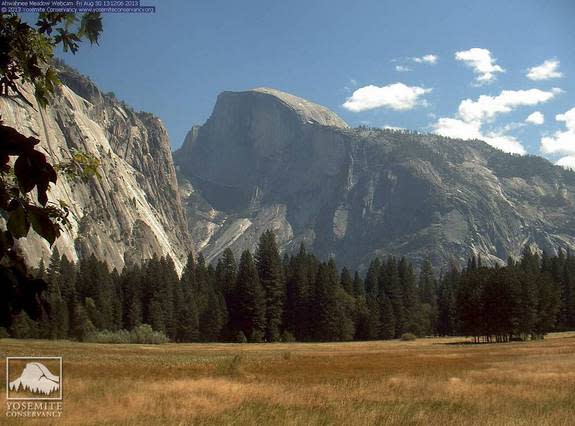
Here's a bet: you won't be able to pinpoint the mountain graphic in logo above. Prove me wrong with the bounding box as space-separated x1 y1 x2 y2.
9 362 60 395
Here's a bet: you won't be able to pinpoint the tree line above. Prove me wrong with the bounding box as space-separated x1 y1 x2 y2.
1 231 573 343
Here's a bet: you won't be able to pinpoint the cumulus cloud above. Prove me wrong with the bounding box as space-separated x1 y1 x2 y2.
481 133 526 155
458 88 560 122
433 117 482 140
556 156 575 171
455 48 504 84
540 107 575 155
342 83 431 112
433 118 526 155
525 111 544 125
527 59 563 81
413 54 438 64
433 88 560 155
395 65 411 72
383 125 406 131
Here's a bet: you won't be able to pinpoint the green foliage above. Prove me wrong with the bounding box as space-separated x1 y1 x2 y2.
2 234 573 345
10 311 39 338
235 250 266 341
236 330 247 343
255 230 285 342
0 326 9 338
400 332 417 341
55 150 101 182
85 325 169 344
85 329 131 344
129 324 169 344
281 330 296 343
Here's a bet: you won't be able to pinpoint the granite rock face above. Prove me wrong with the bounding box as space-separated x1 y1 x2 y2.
175 88 575 271
1 67 190 272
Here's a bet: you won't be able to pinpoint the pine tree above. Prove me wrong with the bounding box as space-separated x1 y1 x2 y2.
45 249 68 339
419 257 438 336
200 290 226 341
352 272 364 298
340 267 354 294
399 257 421 336
216 248 237 340
436 267 459 336
70 303 95 341
312 261 345 341
363 258 382 340
380 257 404 338
235 250 266 341
379 293 395 340
255 230 285 342
121 264 143 330
160 257 179 339
285 243 313 341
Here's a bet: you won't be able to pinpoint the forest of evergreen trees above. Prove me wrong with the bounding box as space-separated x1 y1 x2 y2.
1 230 574 344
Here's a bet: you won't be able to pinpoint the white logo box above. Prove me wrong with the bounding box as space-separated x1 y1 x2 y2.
6 357 63 400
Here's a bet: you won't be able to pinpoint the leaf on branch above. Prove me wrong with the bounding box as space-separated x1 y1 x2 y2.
7 206 30 239
14 148 57 205
54 28 80 54
78 13 102 45
29 205 60 245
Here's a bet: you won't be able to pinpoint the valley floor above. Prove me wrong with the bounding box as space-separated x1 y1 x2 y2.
2 333 575 425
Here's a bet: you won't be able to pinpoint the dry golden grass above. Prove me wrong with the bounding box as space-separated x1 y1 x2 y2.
2 333 575 425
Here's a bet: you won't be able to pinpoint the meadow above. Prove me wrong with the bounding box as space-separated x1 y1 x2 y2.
2 333 575 425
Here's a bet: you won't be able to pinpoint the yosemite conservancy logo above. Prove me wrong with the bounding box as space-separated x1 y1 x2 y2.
5 357 63 418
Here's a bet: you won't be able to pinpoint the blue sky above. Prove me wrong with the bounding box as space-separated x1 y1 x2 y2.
59 0 575 167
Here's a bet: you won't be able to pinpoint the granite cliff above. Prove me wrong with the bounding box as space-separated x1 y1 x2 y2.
1 66 190 272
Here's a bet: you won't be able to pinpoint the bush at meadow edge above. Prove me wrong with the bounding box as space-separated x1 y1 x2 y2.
86 324 169 344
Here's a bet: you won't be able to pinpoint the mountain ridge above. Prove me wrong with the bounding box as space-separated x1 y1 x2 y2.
175 87 575 271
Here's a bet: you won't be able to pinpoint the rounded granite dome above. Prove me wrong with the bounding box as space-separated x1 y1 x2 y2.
243 87 349 129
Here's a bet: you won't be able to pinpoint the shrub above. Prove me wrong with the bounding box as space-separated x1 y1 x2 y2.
0 327 9 338
85 325 168 344
281 330 296 343
236 331 248 343
400 333 417 341
249 330 264 343
130 324 169 344
85 329 131 344
10 311 39 339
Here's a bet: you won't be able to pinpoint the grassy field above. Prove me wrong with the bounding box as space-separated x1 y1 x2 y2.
2 333 575 425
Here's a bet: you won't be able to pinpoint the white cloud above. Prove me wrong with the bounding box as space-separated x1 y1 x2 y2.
432 88 560 155
413 54 438 64
482 133 526 155
527 59 563 81
455 48 504 84
433 118 526 155
458 88 561 122
433 117 482 140
556 156 575 171
395 65 411 72
525 111 544 125
540 107 575 155
383 125 406 131
342 83 431 112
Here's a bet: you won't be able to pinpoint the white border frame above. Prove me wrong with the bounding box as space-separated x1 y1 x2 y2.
6 356 63 400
